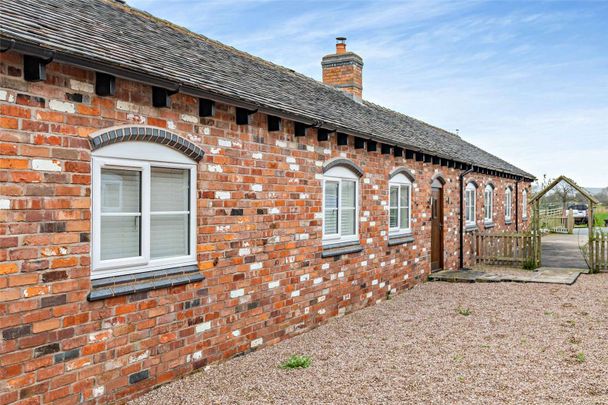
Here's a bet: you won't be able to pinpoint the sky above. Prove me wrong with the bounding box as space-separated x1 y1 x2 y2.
129 0 608 187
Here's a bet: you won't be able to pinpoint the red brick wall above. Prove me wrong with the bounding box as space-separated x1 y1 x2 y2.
0 51 531 404
321 62 363 98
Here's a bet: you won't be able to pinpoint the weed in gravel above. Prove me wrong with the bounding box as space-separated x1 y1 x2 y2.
452 354 464 363
576 352 586 363
565 320 576 327
569 336 582 344
457 307 471 316
544 311 555 316
280 355 311 369
457 376 465 383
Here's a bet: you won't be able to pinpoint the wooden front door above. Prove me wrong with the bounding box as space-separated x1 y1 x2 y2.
431 186 444 271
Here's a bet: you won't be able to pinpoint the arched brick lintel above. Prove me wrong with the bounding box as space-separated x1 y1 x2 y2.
389 167 415 182
89 125 205 162
323 157 364 177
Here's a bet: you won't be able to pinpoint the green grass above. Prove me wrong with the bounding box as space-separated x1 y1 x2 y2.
594 211 608 227
576 352 586 363
280 355 312 369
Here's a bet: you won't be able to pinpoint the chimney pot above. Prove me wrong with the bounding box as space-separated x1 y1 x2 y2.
336 37 347 54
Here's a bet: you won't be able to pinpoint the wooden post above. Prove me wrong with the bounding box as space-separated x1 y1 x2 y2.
567 209 574 234
535 200 541 267
588 201 594 272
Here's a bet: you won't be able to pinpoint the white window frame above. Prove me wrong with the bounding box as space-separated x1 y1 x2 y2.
388 173 412 236
522 189 528 219
91 142 197 279
505 187 513 221
484 184 493 223
322 166 359 246
465 182 476 226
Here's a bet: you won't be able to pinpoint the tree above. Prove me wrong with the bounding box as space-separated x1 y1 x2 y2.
553 181 575 210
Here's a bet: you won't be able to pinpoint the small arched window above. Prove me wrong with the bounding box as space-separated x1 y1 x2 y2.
322 160 361 246
522 189 528 219
484 184 494 223
388 172 413 235
505 187 513 222
465 182 476 226
92 140 198 278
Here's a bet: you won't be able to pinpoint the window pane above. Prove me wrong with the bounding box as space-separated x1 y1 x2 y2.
101 216 140 260
341 208 356 235
389 186 398 208
151 214 189 259
325 209 338 234
101 168 140 213
389 208 398 228
151 167 189 212
400 185 409 208
400 207 409 229
324 181 339 235
325 181 339 209
341 180 356 208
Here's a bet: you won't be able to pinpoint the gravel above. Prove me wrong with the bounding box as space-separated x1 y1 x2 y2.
132 274 608 405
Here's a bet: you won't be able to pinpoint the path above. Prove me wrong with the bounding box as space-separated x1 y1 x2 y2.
541 232 588 269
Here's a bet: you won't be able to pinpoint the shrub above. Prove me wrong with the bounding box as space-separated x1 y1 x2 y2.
280 355 311 369
522 258 537 270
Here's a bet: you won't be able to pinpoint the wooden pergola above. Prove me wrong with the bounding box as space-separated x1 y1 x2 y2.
530 175 600 272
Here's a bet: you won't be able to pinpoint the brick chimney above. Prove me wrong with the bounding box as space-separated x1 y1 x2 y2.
322 37 363 99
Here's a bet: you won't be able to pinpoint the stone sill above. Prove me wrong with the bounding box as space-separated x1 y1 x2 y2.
321 241 363 258
465 224 478 232
88 264 203 301
505 220 513 225
484 222 495 229
388 234 414 246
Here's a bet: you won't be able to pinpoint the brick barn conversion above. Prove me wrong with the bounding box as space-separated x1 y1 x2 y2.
0 0 535 403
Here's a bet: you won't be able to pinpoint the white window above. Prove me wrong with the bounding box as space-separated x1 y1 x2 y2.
505 187 513 221
522 189 528 219
92 142 197 279
484 184 493 223
465 182 476 226
388 173 412 235
323 165 359 245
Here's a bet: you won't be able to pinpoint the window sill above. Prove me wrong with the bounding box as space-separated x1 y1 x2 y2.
388 233 414 246
523 217 528 222
484 222 495 229
321 241 363 258
465 224 478 232
505 219 512 225
87 264 203 301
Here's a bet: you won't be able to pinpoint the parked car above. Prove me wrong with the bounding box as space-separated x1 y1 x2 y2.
567 203 588 224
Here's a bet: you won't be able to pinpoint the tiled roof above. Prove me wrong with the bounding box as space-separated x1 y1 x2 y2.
0 0 534 179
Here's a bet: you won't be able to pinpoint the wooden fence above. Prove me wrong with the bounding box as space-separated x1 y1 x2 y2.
474 232 539 267
590 231 608 272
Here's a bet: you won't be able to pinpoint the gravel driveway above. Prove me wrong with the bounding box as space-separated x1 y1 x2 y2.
132 274 608 405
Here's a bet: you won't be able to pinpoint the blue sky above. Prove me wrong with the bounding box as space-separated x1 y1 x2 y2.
130 0 608 187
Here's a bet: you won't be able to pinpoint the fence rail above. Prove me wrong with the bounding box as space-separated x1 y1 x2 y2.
474 232 539 267
591 231 608 272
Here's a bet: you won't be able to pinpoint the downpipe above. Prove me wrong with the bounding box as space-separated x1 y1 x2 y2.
459 165 475 270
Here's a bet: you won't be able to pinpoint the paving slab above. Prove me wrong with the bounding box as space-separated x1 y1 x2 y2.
429 267 581 285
